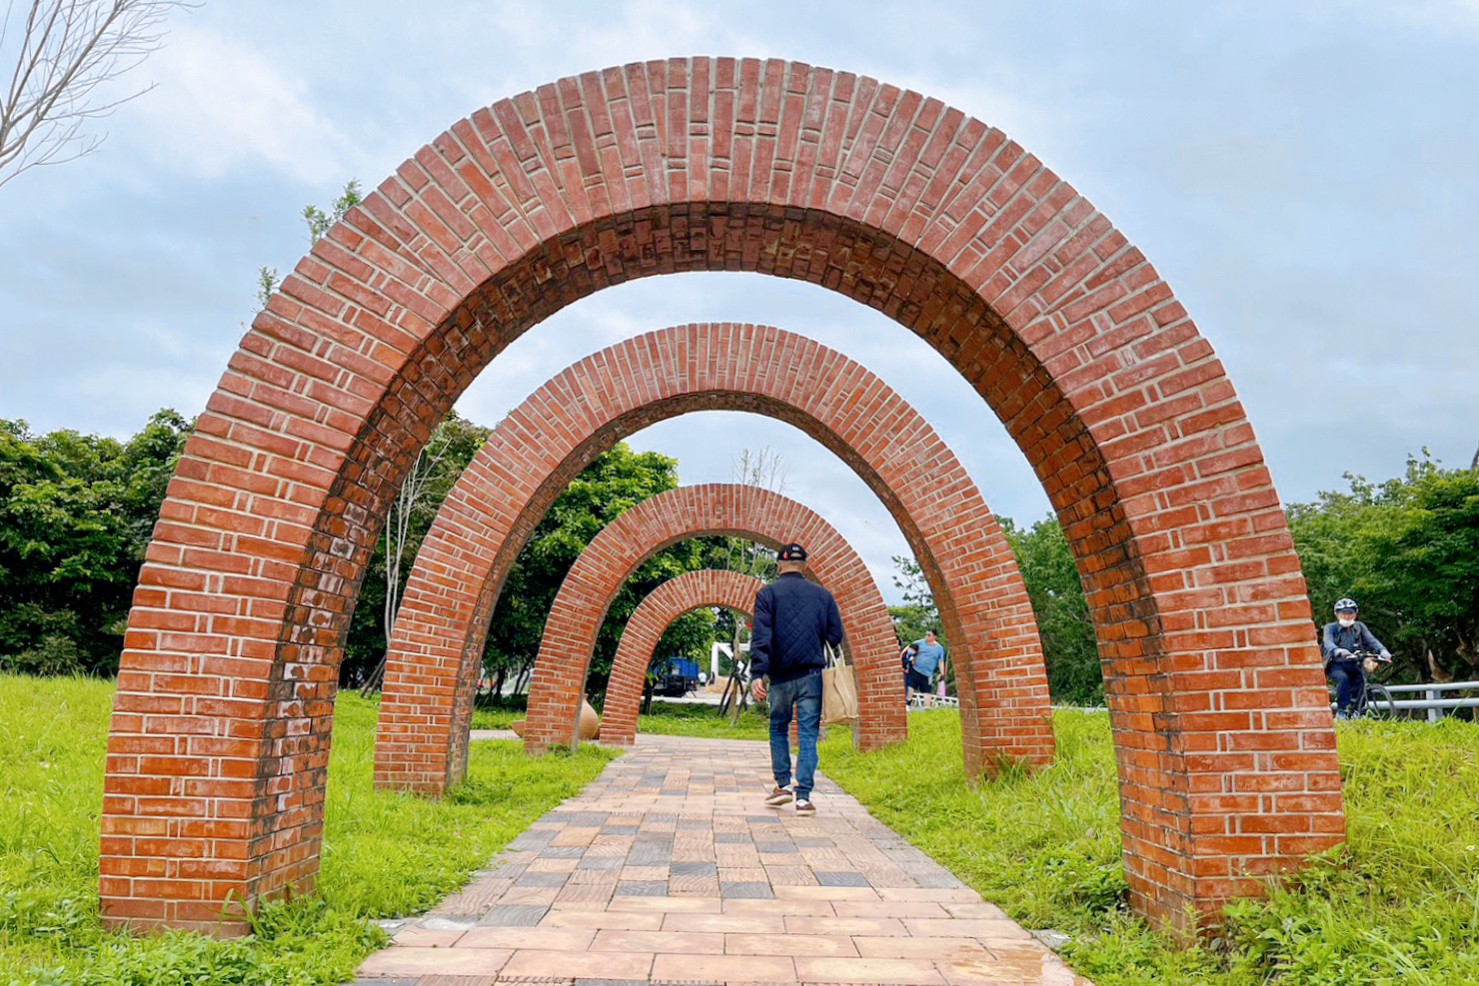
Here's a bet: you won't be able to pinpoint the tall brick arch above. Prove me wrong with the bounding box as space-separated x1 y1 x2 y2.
522 484 897 753
600 570 766 747
374 322 1053 795
102 56 1342 932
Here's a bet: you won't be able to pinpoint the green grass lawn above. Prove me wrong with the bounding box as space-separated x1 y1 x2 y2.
0 674 617 986
820 708 1479 985
7 674 1476 985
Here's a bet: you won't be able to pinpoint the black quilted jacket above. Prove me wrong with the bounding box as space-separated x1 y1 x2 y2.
750 572 843 683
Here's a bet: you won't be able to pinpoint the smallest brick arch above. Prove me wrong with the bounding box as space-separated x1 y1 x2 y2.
524 483 902 753
602 570 772 746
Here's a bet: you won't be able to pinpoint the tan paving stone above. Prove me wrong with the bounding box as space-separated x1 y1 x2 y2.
832 899 951 918
722 898 835 916
455 926 596 950
876 886 983 902
528 856 580 873
608 895 722 913
357 945 511 976
591 928 726 954
539 908 664 930
793 954 947 983
661 912 787 934
390 926 466 947
650 952 796 982
499 947 654 979
724 932 858 956
852 935 994 959
905 917 1037 940
783 915 907 936
773 884 879 901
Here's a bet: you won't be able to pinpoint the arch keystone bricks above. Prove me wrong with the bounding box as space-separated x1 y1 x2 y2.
103 56 1343 933
601 569 769 747
523 484 897 753
375 322 1053 794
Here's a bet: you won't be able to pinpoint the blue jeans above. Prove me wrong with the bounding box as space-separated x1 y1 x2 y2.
768 671 822 800
1328 660 1365 718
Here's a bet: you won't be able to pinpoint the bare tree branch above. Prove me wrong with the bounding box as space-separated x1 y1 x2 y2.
0 0 194 188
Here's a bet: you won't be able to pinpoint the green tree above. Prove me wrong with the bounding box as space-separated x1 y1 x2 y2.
481 443 711 701
0 410 190 675
345 413 490 687
1000 516 1102 706
1288 454 1479 680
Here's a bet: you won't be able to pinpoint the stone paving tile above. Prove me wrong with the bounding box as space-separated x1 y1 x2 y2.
475 904 549 927
352 735 1088 985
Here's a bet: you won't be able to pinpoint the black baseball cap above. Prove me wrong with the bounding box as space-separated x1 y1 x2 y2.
777 542 808 561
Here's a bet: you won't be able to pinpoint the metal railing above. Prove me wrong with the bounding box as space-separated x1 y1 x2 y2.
1364 680 1479 722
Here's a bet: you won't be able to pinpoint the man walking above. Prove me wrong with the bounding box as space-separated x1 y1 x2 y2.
749 542 842 815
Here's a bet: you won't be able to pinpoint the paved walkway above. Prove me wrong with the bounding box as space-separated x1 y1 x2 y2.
355 735 1089 985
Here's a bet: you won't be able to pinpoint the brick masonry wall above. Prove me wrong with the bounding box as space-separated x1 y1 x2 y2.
521 484 899 755
600 570 767 746
375 322 1055 796
102 56 1342 934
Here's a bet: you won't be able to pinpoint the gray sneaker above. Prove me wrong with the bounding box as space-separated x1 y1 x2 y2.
765 786 794 807
794 798 815 815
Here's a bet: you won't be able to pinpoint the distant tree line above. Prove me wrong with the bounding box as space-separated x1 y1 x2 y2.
5 411 1474 705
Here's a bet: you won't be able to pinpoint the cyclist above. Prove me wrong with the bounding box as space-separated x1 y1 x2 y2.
1321 598 1392 719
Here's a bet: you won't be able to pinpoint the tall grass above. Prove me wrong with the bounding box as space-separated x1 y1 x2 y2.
0 675 616 985
820 709 1479 985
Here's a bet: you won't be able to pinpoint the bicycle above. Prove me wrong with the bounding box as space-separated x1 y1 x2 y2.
1328 648 1395 719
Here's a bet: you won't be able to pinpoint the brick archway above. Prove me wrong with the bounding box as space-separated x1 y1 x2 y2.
601 570 765 747
374 323 1053 795
103 56 1342 932
522 483 898 753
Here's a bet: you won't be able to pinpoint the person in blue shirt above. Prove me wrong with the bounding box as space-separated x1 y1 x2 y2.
904 629 946 706
1321 597 1392 720
749 542 842 815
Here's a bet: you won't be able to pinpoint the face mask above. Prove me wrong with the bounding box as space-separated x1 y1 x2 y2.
1338 617 1356 628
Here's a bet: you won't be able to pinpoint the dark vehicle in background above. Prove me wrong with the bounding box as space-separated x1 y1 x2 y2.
649 656 701 696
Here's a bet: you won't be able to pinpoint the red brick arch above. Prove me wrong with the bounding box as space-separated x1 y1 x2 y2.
102 56 1342 932
600 570 766 747
374 322 1053 795
522 484 897 752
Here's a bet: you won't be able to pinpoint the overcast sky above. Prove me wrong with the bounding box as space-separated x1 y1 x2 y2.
2 1 1476 604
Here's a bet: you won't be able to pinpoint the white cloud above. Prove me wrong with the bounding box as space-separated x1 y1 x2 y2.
121 24 362 184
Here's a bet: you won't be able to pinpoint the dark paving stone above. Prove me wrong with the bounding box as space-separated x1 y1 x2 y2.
644 813 679 823
568 811 610 826
746 815 782 825
627 847 672 866
600 825 639 835
476 904 549 926
714 832 749 844
677 818 711 830
537 845 587 859
720 881 775 899
575 855 624 871
507 833 555 851
793 836 835 847
515 871 569 887
815 871 871 887
633 832 674 844
614 880 668 897
754 842 796 854
669 861 718 877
